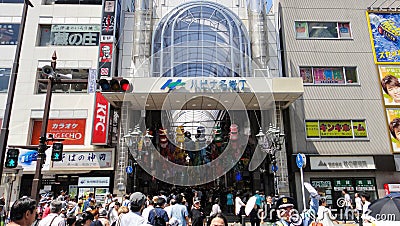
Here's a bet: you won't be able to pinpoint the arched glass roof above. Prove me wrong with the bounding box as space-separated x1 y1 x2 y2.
151 1 251 77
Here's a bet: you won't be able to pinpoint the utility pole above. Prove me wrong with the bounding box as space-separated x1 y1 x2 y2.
0 0 33 185
30 52 57 201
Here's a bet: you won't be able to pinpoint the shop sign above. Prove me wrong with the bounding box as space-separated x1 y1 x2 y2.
50 25 100 46
0 24 20 45
384 184 400 195
305 120 367 139
311 180 332 188
87 69 97 94
333 179 354 191
78 177 110 187
31 119 86 145
51 149 113 170
160 78 248 92
355 179 376 191
91 92 110 145
310 156 376 170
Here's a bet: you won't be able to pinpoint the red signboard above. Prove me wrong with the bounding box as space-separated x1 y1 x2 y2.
91 92 109 145
31 119 86 145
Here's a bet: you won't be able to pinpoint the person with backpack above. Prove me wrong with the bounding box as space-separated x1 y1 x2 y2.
148 198 169 226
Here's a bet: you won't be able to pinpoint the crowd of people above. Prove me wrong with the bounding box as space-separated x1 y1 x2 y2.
3 187 377 226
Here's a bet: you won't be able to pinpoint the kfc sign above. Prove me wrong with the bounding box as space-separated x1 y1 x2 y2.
91 92 109 145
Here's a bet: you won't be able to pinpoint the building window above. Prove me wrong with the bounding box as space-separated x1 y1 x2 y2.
295 21 352 39
0 24 20 45
38 24 100 46
44 0 101 5
300 66 358 85
36 68 88 94
305 120 367 140
151 2 251 77
0 68 11 93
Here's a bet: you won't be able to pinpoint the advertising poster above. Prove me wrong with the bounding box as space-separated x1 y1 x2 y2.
99 43 113 62
95 188 109 203
387 108 400 153
69 185 78 199
31 119 86 145
367 12 400 64
379 66 400 106
78 187 94 199
0 24 20 45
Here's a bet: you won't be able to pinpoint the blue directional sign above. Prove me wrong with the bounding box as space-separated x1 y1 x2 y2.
126 166 133 174
271 165 278 172
296 153 306 169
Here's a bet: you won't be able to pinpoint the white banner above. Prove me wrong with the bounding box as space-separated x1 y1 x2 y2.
78 177 110 187
310 156 375 170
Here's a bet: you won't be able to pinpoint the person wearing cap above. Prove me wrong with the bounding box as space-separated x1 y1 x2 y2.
148 198 169 226
119 192 147 226
190 198 203 226
273 197 301 226
7 197 36 226
38 200 66 226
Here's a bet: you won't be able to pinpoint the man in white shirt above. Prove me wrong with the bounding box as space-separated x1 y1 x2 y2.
342 189 352 223
108 201 120 226
38 200 66 226
361 193 372 223
142 199 155 223
354 193 363 223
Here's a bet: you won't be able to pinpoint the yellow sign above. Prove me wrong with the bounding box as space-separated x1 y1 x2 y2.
306 120 367 139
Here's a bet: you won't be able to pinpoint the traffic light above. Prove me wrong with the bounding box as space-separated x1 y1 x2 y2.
51 142 63 161
5 148 19 168
98 78 132 92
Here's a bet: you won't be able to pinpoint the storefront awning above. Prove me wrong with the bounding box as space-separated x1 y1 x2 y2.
102 77 304 110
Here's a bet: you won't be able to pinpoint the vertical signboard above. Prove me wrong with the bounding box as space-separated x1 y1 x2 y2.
91 92 110 145
97 0 117 79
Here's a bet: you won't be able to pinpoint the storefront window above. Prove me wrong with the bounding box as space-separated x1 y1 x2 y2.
311 178 378 210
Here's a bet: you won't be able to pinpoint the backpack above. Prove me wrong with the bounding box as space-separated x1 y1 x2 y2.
152 209 166 226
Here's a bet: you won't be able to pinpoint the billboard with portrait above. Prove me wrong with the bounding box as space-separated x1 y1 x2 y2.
386 108 400 153
367 12 400 64
379 66 400 106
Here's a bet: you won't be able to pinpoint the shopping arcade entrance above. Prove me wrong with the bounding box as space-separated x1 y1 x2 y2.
101 77 303 194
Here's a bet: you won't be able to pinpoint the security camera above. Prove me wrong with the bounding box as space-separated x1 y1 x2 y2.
41 65 54 78
56 73 72 79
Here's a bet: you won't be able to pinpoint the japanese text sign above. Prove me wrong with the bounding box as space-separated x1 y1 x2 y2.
31 119 86 145
386 108 400 153
305 120 367 139
52 150 113 170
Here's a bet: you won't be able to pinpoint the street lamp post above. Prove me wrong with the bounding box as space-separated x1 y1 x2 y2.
256 124 285 196
124 125 142 192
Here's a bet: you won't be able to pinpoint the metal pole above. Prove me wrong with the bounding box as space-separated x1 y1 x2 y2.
133 162 137 191
300 167 306 211
30 52 57 202
0 0 33 185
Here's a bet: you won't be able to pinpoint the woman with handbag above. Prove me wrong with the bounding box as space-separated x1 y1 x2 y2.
315 198 339 226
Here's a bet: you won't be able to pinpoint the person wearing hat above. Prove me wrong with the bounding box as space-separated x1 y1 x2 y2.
7 197 37 226
119 192 147 226
38 200 66 226
98 209 109 226
274 197 301 226
190 198 204 226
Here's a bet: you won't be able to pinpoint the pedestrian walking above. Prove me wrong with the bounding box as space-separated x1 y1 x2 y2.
226 191 234 215
119 192 147 226
234 192 245 224
354 193 362 224
170 194 189 226
316 198 339 226
38 200 66 226
75 212 94 226
190 199 204 226
148 198 169 226
342 189 352 223
6 197 37 226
